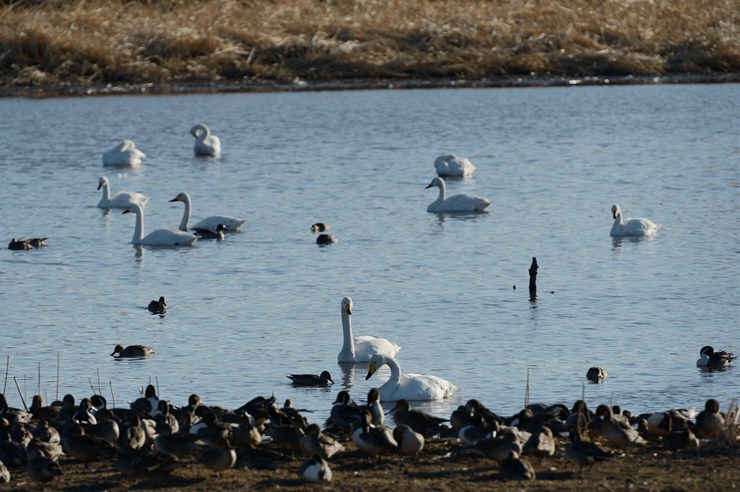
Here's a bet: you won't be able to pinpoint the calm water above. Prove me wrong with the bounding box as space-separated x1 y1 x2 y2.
0 84 738 423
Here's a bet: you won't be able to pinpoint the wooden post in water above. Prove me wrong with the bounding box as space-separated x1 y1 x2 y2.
528 257 538 300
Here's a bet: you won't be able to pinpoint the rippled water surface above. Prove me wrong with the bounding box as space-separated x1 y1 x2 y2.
1 84 738 422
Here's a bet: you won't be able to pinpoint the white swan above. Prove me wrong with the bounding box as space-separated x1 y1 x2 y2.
434 154 475 178
425 177 491 213
122 203 198 246
102 140 146 167
169 192 245 233
337 297 401 363
97 177 149 209
610 204 659 237
365 354 461 401
190 123 221 157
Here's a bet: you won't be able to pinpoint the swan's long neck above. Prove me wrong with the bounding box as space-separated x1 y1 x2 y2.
178 195 192 231
341 310 355 357
101 181 111 201
614 211 624 227
435 180 446 204
192 124 209 142
132 208 144 244
383 358 402 392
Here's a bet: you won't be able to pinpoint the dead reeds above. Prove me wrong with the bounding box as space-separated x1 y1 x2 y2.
0 0 737 89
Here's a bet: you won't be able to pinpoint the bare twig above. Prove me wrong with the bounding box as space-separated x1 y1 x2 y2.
13 377 28 411
3 355 9 394
110 381 116 409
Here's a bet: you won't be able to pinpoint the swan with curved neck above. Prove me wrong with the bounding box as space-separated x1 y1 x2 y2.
434 154 475 178
122 203 198 246
97 176 149 209
169 192 245 233
190 124 221 156
610 204 659 237
425 177 491 213
338 297 400 363
365 354 461 401
102 140 146 167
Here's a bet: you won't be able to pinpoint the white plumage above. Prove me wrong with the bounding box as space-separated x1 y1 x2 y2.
365 354 462 401
123 203 198 247
434 154 475 178
190 123 221 157
97 176 149 209
610 204 659 237
169 192 245 233
338 297 401 363
425 177 491 213
102 140 146 167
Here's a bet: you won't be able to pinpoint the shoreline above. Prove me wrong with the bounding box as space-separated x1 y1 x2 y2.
3 73 738 99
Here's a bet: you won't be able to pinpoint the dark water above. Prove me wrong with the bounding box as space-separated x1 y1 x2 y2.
0 83 737 422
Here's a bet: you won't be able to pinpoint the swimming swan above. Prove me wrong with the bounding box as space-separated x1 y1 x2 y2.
434 154 475 178
365 354 462 401
425 177 491 213
338 297 401 363
97 177 149 209
169 192 245 233
122 203 198 246
610 204 659 237
102 140 146 167
190 123 221 157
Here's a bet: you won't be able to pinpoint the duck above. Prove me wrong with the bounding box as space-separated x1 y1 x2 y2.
199 436 237 471
24 456 61 483
62 424 117 462
425 176 491 213
365 354 461 401
434 154 475 178
190 123 221 157
696 345 736 368
311 223 329 233
468 427 523 462
393 424 425 456
325 391 363 436
102 140 146 167
586 367 607 383
299 423 344 459
195 224 227 240
695 399 724 439
111 344 155 358
298 455 332 483
169 192 245 233
337 297 401 363
364 388 385 427
148 296 167 314
123 203 198 247
594 404 646 449
523 426 556 459
564 431 613 473
663 427 700 451
97 176 149 209
130 384 161 417
8 237 48 250
287 371 334 387
388 399 449 437
316 233 338 245
0 459 9 483
351 410 398 455
500 451 536 480
610 204 659 237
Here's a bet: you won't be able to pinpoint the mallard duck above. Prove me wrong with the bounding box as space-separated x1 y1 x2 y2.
287 371 334 387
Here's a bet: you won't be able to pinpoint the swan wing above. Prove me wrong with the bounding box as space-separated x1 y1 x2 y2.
611 217 659 237
435 155 475 177
353 336 401 361
430 193 491 213
192 215 245 232
100 191 149 209
141 229 198 246
384 373 461 401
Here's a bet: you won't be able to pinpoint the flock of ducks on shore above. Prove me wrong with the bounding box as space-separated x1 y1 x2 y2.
0 378 736 485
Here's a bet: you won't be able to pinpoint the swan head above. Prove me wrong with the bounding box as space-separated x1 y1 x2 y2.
365 355 387 380
341 297 352 316
425 177 444 190
190 124 209 137
97 177 109 190
611 204 621 219
169 192 190 203
122 203 143 215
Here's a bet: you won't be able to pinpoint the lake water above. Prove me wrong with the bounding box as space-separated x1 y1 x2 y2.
0 83 738 423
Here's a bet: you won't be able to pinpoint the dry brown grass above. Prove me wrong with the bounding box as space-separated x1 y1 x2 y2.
0 0 738 91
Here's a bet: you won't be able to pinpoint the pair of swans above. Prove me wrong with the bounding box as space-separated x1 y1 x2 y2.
191 124 221 157
426 177 491 213
97 177 149 209
102 140 146 167
169 192 245 234
123 203 198 247
610 204 659 237
434 154 475 178
337 296 459 401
